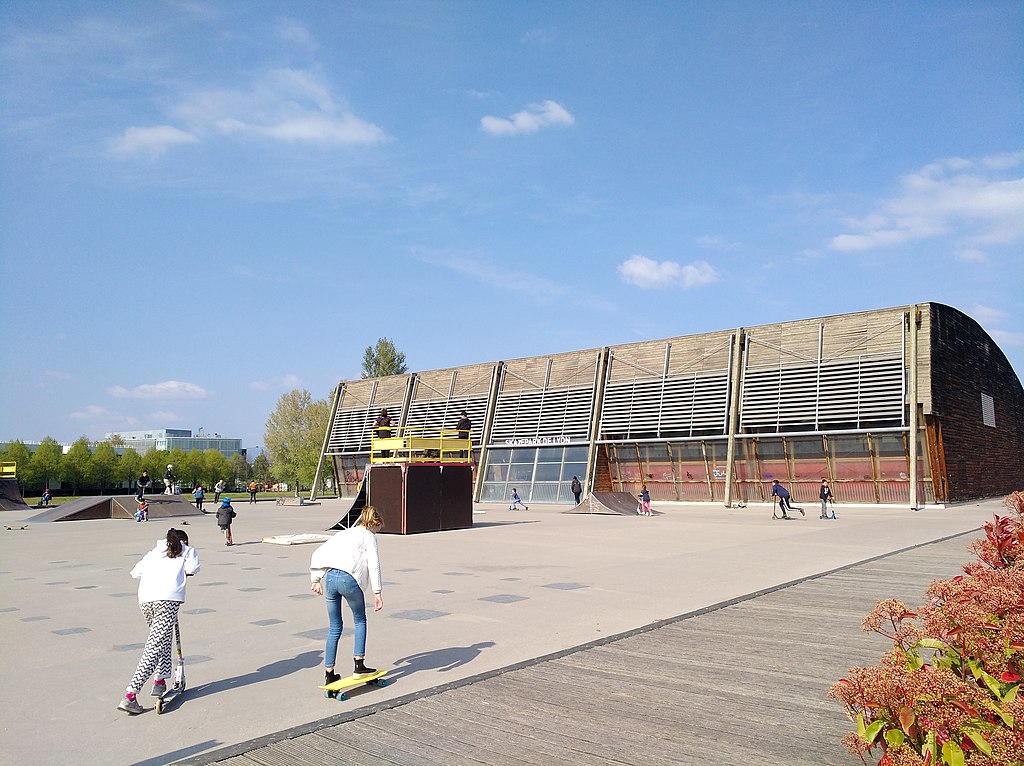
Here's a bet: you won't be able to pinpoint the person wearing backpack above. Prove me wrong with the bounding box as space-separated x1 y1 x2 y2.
570 476 583 505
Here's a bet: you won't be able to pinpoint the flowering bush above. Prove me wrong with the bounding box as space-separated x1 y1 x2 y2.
829 491 1024 765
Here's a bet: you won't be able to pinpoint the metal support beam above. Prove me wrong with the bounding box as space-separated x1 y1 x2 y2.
723 330 745 507
908 306 921 510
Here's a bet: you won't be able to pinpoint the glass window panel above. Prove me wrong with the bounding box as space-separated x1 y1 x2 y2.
530 483 562 503
484 464 509 483
830 435 872 480
674 442 704 461
488 450 512 465
563 446 589 462
788 437 827 481
536 447 563 463
788 437 825 459
616 461 643 482
534 463 561 481
480 483 507 502
755 439 785 459
640 445 670 462
508 463 534 482
561 463 588 482
510 448 537 464
874 434 907 457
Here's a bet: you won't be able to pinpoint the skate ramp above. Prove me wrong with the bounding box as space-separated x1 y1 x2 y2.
564 492 662 516
330 475 367 530
0 478 29 512
26 495 203 523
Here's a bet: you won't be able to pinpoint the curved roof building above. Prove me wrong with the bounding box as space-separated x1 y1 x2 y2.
316 303 1023 508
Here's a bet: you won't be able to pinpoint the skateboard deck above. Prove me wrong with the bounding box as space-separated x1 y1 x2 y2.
319 669 388 701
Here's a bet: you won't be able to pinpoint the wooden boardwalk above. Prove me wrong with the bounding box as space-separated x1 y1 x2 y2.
186 533 976 766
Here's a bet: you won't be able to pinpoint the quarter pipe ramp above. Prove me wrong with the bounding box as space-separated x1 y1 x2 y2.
563 492 661 516
0 478 29 512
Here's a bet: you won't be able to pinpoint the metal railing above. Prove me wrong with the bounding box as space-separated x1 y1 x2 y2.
370 427 472 465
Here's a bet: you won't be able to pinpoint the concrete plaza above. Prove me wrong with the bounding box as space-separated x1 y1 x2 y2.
0 496 1004 765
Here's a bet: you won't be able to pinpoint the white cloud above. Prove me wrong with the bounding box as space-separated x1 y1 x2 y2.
481 100 575 136
412 247 614 312
970 304 1008 326
829 153 1024 254
249 374 303 392
109 125 199 158
990 329 1024 348
954 248 988 263
108 380 208 399
695 234 742 251
276 18 319 51
110 68 387 158
148 410 181 423
71 404 116 420
617 255 719 290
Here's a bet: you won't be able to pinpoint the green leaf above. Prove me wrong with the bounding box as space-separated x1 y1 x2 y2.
884 729 906 748
978 670 1003 697
941 739 964 766
864 720 885 745
962 729 993 757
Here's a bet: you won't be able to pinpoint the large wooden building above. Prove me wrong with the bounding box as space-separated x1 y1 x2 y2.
315 303 1024 508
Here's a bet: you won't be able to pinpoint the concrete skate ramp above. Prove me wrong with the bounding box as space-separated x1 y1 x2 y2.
0 478 29 512
26 495 203 523
564 492 662 516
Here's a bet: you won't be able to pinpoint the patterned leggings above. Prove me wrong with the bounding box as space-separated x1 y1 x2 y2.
126 600 180 694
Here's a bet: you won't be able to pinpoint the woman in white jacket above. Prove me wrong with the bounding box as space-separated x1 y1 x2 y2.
118 528 200 714
310 506 384 686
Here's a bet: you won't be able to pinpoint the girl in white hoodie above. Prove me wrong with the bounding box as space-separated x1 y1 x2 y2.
310 506 384 686
118 528 200 714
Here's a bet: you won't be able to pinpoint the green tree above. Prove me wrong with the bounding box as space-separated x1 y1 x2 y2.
30 437 63 493
251 453 272 484
120 448 142 492
62 437 92 494
361 337 408 379
264 390 330 493
229 453 250 490
141 448 167 484
90 441 118 493
2 440 32 491
203 449 229 487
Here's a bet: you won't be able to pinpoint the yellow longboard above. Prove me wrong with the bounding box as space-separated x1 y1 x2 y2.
319 669 388 700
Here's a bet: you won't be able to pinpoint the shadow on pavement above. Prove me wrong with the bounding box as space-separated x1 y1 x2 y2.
388 641 497 681
182 650 323 701
128 740 221 766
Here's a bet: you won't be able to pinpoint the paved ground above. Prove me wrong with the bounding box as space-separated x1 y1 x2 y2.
0 496 1005 766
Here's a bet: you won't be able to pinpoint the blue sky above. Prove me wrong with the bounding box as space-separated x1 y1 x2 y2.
1 1 1021 451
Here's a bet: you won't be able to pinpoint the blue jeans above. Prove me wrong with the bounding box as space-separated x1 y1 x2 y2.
324 569 367 667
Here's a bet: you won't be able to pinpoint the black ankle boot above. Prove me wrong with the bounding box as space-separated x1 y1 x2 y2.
354 658 376 676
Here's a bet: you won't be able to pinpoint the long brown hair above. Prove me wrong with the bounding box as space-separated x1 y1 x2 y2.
165 528 183 558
